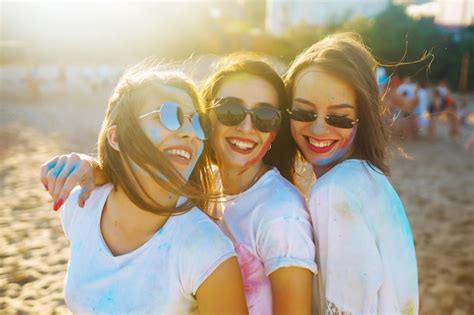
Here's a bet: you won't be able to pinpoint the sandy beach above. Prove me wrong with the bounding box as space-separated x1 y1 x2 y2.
1 69 473 314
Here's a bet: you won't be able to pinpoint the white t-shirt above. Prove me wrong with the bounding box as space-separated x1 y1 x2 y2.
218 168 317 315
309 160 418 315
60 184 236 314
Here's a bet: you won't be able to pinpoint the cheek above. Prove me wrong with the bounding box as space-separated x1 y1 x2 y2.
336 125 357 148
315 126 357 166
142 121 167 146
290 121 308 144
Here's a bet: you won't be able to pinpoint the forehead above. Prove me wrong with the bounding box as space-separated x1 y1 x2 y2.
140 84 195 115
215 73 279 108
293 66 356 108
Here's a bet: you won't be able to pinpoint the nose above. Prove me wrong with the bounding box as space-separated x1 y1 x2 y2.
236 113 255 133
309 115 328 135
176 117 197 140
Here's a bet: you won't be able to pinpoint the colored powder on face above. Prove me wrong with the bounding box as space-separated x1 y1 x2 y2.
183 143 204 180
238 134 275 176
314 125 357 166
148 127 163 145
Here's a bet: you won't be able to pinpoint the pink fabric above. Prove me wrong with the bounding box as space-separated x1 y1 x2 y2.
234 243 272 315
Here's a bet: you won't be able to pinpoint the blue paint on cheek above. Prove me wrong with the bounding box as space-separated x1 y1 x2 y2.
148 127 163 145
313 125 357 166
316 147 349 166
183 143 203 181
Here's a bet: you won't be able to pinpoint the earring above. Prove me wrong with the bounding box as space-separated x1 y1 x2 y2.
268 144 272 151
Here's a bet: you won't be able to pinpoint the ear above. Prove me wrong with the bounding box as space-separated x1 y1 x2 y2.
107 125 120 151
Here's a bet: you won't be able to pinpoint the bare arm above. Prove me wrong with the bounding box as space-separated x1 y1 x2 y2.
269 267 313 315
196 257 248 315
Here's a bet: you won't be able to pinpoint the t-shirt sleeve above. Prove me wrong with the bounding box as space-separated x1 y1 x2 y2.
310 182 384 314
59 186 82 241
257 211 317 276
179 219 237 296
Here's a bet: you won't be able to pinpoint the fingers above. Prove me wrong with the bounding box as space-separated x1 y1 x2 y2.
40 156 59 191
41 153 96 211
59 160 95 208
77 181 95 208
47 155 71 203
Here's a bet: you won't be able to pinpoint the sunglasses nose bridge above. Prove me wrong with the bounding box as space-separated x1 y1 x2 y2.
309 114 329 134
236 111 255 132
175 115 198 139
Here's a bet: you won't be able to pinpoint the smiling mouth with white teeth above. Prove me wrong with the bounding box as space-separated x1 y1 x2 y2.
227 137 257 154
307 137 337 153
164 148 193 165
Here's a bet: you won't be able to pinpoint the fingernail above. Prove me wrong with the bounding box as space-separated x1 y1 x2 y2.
53 198 64 211
44 184 49 191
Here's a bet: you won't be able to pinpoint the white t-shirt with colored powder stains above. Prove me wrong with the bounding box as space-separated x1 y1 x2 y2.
218 168 317 315
309 159 419 315
60 184 236 314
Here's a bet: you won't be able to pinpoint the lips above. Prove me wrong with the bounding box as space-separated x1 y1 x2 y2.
226 137 257 155
306 136 337 154
163 145 193 165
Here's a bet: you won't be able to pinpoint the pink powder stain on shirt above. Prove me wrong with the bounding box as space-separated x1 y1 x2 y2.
234 243 272 315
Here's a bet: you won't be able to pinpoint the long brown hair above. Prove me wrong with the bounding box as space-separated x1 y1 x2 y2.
199 53 295 181
97 64 217 216
285 32 390 178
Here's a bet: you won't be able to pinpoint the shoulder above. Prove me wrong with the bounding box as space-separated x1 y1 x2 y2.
176 208 234 252
311 160 383 197
174 208 236 295
309 160 377 213
61 184 112 239
256 169 307 218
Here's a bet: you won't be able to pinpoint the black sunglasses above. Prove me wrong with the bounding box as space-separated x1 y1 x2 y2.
287 108 358 129
210 97 282 133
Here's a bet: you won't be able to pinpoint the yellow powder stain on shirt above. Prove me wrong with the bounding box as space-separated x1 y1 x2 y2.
335 201 353 220
402 299 415 315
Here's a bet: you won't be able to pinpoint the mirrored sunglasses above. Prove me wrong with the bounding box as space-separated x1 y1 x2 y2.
139 102 210 140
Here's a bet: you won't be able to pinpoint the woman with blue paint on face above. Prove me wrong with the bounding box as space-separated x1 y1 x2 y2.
41 55 317 315
40 65 248 314
285 33 419 315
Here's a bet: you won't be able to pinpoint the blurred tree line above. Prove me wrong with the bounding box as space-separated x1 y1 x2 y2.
268 4 474 91
177 3 474 91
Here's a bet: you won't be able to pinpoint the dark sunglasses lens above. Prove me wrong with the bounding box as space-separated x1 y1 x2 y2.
254 108 281 132
160 102 183 131
289 109 315 122
214 101 246 126
326 115 354 128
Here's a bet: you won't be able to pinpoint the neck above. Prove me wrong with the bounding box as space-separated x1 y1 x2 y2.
219 161 268 195
104 185 175 237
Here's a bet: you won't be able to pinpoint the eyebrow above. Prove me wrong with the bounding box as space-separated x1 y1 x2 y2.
293 97 355 109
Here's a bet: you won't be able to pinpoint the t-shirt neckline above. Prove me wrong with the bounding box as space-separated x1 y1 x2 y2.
95 184 176 264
